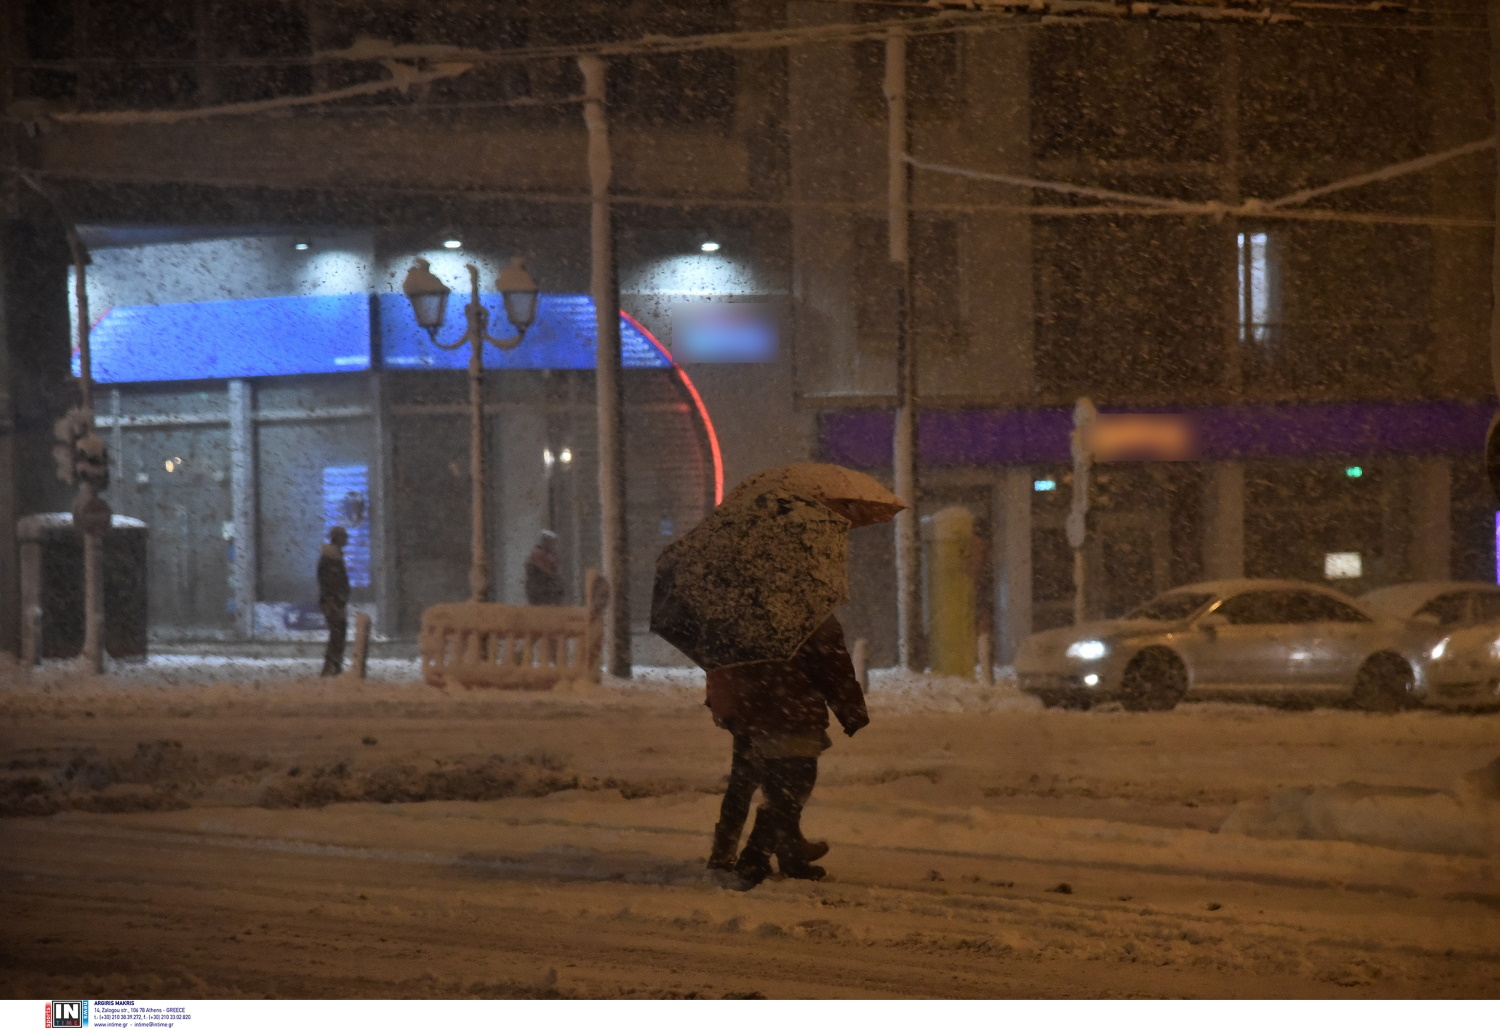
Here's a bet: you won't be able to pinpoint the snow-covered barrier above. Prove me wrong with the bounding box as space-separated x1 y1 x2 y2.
419 574 607 690
1220 757 1500 858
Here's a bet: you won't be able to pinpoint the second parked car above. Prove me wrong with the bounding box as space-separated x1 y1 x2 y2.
1016 579 1415 712
1359 581 1500 709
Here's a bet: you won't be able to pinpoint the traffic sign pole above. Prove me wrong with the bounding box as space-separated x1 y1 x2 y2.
1069 398 1097 625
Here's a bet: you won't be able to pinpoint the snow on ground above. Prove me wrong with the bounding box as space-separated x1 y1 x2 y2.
1 657 1498 998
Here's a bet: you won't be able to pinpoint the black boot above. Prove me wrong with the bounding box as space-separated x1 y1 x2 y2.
728 814 777 890
707 820 741 872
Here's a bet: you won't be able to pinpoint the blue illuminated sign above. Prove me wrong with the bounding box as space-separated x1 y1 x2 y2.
74 291 671 383
671 302 779 363
78 294 371 383
378 293 670 370
324 465 371 589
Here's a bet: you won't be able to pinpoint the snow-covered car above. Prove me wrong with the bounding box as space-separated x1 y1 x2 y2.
1359 581 1500 709
1016 579 1414 712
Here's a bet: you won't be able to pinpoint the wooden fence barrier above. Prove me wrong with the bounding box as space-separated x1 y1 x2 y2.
419 571 608 690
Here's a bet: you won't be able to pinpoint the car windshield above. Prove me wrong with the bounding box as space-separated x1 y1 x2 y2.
1474 593 1500 623
1126 592 1215 622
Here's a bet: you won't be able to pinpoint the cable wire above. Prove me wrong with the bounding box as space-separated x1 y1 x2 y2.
11 164 1490 229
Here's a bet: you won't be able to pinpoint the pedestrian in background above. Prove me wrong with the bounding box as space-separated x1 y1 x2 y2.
318 526 350 676
525 529 565 606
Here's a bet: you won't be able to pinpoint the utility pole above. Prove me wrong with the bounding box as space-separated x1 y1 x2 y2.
886 30 922 671
580 55 631 678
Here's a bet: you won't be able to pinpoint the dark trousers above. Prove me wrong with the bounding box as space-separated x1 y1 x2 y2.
711 733 819 872
321 612 347 676
710 734 761 867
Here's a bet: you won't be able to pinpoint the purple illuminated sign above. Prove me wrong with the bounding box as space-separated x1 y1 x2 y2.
822 401 1499 468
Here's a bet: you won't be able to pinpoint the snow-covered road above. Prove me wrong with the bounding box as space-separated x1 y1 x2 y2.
2 669 1497 998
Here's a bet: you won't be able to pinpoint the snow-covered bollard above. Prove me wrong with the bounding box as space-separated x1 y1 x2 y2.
346 612 372 681
977 632 993 686
853 638 868 692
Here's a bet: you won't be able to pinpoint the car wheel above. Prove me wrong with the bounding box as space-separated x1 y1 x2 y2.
1119 648 1188 712
1353 653 1413 713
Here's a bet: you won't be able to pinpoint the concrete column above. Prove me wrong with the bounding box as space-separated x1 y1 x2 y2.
227 379 256 638
370 371 395 637
1408 457 1453 581
109 390 122 494
994 467 1033 664
1218 27 1243 396
1202 462 1245 581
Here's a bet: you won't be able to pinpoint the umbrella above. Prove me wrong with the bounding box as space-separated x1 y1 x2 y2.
721 463 904 528
650 465 905 670
651 489 853 670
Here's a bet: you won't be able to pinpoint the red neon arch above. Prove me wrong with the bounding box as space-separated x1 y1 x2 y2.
69 306 114 371
621 310 724 506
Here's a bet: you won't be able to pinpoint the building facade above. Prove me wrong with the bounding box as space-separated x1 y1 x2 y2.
1 0 1493 667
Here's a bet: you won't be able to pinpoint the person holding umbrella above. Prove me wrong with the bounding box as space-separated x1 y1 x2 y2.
651 464 905 890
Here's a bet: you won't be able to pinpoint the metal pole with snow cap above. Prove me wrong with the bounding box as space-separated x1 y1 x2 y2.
886 29 923 672
580 54 631 679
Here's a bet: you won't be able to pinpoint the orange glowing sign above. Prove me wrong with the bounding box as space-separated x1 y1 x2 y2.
1084 414 1197 462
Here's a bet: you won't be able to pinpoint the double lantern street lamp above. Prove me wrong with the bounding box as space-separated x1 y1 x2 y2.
401 257 540 603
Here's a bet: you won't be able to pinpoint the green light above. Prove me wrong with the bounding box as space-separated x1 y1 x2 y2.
1345 466 1363 479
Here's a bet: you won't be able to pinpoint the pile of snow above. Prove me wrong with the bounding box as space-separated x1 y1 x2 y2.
0 653 426 689
608 666 705 692
611 664 1038 715
1220 757 1500 857
865 666 1038 714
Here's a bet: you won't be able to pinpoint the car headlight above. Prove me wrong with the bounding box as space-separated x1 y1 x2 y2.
1065 639 1108 661
1430 637 1449 661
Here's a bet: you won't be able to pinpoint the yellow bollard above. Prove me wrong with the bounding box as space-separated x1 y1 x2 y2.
924 506 977 678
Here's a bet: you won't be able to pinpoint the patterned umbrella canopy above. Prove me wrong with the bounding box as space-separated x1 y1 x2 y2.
721 463 905 528
650 489 853 670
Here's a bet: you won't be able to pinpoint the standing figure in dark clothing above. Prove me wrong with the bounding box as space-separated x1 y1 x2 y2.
705 615 869 889
318 526 350 676
524 529 565 606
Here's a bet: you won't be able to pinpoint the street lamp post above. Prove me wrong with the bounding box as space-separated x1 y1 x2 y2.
402 257 539 602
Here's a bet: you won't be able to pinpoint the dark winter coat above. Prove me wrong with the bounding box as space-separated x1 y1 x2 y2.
705 616 869 743
317 543 350 619
525 545 565 606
